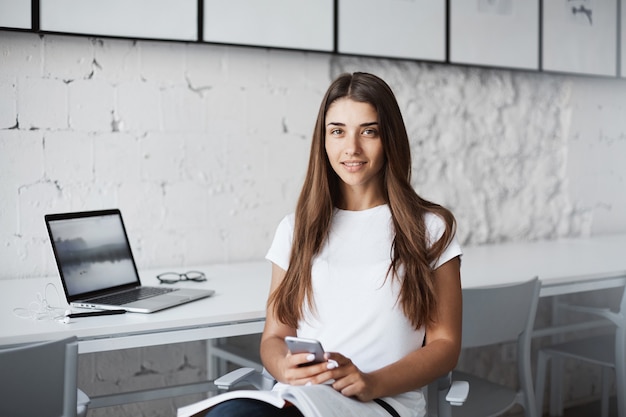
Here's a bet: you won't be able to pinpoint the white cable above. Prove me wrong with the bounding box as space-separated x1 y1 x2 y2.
12 282 67 322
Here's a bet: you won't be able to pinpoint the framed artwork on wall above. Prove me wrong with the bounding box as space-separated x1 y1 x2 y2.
203 0 334 52
449 0 539 70
40 0 197 40
0 0 31 29
337 0 446 61
542 0 618 76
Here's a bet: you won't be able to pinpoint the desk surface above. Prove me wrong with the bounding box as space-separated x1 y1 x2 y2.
461 233 626 296
0 262 271 350
1 233 625 350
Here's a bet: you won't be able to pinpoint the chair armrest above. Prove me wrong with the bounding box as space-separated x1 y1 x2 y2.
214 367 275 391
445 381 469 406
214 367 258 390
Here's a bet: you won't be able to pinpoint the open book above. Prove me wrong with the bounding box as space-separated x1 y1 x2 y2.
177 389 285 417
177 384 400 417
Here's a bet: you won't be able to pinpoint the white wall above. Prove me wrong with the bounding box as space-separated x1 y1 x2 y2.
2 32 626 282
0 33 330 279
1 31 625 416
567 77 626 234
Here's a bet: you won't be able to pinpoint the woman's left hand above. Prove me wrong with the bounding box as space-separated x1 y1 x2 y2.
317 352 379 402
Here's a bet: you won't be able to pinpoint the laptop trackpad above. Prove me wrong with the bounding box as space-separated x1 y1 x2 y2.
124 295 188 311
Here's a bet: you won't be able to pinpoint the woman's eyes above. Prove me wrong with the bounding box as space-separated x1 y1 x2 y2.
328 128 378 136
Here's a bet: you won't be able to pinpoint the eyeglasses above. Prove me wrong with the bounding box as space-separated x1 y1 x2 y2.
157 270 207 284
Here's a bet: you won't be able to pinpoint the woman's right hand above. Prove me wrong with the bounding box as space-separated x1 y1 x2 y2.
281 351 338 386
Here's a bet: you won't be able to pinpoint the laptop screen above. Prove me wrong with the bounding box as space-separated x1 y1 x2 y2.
46 210 140 299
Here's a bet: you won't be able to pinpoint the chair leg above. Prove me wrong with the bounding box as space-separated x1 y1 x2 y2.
549 356 564 416
536 350 549 417
600 367 609 417
549 298 566 417
520 344 538 417
615 332 625 417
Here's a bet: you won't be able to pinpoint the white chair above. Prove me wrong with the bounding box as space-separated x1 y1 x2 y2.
0 336 90 417
214 367 468 417
535 284 625 417
451 277 541 417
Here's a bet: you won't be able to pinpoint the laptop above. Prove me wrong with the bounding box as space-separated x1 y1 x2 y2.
45 209 214 313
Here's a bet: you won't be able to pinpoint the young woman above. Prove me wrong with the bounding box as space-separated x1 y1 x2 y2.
207 72 462 417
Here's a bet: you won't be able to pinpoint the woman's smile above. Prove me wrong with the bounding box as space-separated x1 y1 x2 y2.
341 160 367 171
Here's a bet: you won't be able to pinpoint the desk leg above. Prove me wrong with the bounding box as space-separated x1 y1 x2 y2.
207 338 228 380
206 337 263 380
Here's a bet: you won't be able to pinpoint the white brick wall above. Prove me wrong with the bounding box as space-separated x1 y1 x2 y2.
0 32 330 278
2 30 626 416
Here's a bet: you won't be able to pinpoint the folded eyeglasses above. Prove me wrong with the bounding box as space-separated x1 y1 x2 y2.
157 270 207 284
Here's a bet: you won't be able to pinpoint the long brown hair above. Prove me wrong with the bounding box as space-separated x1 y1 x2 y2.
269 72 456 329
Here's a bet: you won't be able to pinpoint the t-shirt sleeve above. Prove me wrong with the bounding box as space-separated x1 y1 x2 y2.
265 214 295 271
424 212 462 269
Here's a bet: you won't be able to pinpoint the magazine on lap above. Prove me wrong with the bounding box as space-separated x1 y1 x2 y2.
177 384 396 417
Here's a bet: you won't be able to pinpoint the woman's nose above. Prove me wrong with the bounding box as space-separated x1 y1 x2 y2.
344 132 361 155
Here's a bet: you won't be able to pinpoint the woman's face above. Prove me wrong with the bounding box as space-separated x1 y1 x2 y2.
324 98 385 199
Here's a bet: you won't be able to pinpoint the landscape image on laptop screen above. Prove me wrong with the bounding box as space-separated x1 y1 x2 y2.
49 214 137 296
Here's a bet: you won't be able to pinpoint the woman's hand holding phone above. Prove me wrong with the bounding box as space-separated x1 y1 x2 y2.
283 337 338 384
283 336 377 401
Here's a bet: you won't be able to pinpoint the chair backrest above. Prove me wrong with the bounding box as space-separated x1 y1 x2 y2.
0 336 79 417
461 277 540 349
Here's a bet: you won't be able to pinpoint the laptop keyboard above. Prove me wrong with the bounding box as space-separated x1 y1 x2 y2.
89 286 177 305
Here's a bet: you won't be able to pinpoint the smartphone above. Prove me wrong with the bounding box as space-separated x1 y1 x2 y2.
285 336 325 365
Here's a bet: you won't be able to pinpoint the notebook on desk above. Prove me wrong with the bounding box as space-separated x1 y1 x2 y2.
45 209 214 313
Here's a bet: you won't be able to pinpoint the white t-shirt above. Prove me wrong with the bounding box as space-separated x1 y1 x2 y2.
265 204 462 417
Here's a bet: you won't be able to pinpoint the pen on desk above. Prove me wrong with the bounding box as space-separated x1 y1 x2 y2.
66 309 126 318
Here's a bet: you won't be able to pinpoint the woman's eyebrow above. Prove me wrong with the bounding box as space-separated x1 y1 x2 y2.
326 121 378 127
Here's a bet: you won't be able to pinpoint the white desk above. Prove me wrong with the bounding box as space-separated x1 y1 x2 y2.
0 261 273 408
2 235 625 349
462 233 626 296
0 261 271 353
463 233 626 339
